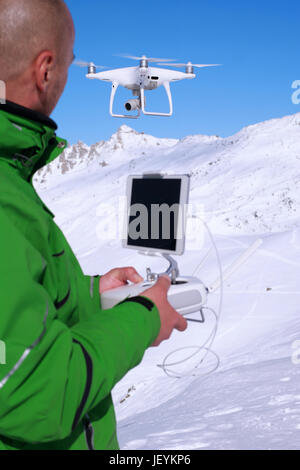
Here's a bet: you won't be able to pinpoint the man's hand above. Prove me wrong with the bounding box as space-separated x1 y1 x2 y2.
99 267 143 294
141 276 188 347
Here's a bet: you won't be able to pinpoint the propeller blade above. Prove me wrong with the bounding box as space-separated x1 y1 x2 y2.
148 57 175 63
118 54 144 61
74 60 106 69
117 54 175 63
159 63 221 68
193 64 221 68
74 60 92 67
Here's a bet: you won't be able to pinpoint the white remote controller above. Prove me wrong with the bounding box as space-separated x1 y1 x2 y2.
101 275 207 315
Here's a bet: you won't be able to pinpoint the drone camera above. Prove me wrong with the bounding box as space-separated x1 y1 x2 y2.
125 98 141 112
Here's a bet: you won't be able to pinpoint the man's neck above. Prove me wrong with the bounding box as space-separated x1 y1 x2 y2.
0 100 57 130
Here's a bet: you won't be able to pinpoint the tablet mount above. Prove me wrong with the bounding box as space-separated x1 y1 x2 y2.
146 253 179 284
101 250 208 318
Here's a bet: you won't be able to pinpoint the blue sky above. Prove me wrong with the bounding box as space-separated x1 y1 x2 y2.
52 0 300 145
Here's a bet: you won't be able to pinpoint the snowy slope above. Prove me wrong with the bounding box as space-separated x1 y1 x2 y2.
33 113 300 450
113 230 300 450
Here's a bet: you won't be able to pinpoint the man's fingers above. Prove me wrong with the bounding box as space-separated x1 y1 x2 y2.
174 313 188 332
121 267 143 284
110 267 142 283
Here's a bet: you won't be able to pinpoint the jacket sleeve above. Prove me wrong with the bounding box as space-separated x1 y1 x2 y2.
0 207 161 443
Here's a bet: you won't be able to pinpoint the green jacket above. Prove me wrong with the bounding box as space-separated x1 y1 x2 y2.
0 101 160 450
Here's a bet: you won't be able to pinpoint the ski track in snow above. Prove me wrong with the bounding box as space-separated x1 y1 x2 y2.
34 115 300 450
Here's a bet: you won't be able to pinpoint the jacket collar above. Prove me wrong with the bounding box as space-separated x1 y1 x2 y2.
1 100 58 130
0 101 67 181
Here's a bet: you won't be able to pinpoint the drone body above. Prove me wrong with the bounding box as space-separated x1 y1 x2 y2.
87 66 194 91
76 55 219 118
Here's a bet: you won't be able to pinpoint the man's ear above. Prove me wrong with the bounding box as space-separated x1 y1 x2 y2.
34 50 55 93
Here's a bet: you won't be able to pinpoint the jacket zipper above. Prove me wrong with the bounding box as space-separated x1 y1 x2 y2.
84 414 95 450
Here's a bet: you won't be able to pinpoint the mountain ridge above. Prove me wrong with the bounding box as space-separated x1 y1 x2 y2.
34 111 300 236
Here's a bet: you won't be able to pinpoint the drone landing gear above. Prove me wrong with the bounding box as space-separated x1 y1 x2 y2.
140 82 173 117
109 82 174 119
110 82 140 119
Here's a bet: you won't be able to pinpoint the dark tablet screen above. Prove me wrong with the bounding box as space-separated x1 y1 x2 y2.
127 177 182 252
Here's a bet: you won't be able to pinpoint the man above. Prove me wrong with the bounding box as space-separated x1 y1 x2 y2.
0 0 187 450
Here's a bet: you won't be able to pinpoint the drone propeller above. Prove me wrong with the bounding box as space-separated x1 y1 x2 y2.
74 60 106 69
118 54 175 63
159 62 221 68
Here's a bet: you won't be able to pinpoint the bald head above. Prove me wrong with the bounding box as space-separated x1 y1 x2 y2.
0 0 73 80
0 0 75 115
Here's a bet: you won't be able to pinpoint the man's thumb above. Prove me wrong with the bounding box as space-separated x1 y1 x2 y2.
155 275 171 292
175 313 188 332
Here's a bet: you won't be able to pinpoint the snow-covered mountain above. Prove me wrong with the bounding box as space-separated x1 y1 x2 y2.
35 124 178 181
34 114 300 450
35 113 300 238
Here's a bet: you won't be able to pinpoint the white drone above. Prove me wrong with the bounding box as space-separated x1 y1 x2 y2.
75 55 220 118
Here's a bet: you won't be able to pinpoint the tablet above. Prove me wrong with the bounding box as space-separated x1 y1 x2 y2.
123 173 190 255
